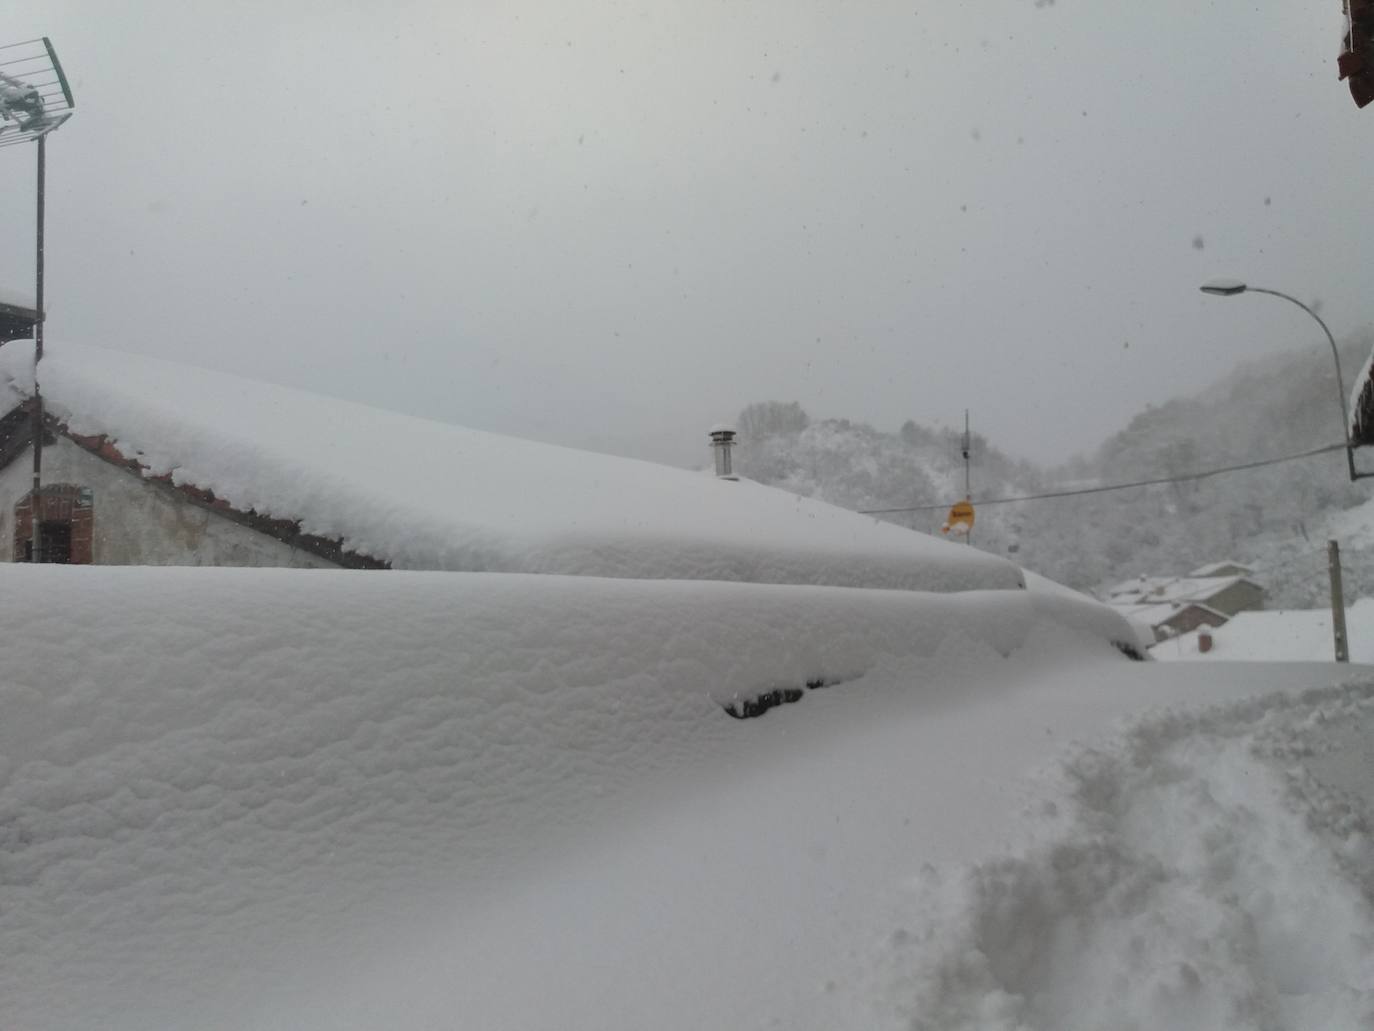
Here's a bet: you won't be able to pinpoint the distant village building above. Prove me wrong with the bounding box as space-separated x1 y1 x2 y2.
1185 560 1255 580
1104 563 1265 644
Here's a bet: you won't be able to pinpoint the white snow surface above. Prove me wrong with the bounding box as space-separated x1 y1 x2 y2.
878 683 1374 1031
0 340 1022 591
1155 597 1374 662
1106 573 1255 606
3 565 1372 1030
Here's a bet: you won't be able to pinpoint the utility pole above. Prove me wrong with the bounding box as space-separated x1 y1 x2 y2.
1329 539 1350 662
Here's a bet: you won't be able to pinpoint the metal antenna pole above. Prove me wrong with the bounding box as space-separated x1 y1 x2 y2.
29 132 44 563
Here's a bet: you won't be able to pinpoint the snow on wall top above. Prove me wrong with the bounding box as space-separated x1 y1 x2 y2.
0 340 1022 590
1116 599 1226 626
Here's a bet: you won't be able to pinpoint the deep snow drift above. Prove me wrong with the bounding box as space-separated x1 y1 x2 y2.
0 340 1022 591
1 565 1371 1030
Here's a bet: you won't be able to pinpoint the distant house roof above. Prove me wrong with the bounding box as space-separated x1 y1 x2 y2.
1120 600 1227 625
0 340 1026 592
1187 560 1254 578
1106 574 1259 607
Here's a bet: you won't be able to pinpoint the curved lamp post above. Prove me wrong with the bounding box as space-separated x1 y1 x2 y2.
1200 278 1362 482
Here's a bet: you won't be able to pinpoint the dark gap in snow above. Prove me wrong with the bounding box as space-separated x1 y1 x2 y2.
1113 640 1147 661
719 675 856 719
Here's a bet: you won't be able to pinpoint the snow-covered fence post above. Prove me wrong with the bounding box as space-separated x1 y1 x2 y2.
1329 539 1350 662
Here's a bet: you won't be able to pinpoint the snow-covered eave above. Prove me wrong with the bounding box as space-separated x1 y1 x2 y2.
1186 560 1253 578
1160 600 1229 623
1350 341 1374 446
0 401 391 570
1112 574 1263 607
1112 599 1228 626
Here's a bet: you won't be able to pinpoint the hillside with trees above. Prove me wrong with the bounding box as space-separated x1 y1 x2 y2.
733 332 1374 606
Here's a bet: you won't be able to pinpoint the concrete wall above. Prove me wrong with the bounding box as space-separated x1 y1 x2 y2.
0 437 337 568
1156 605 1227 642
1205 581 1265 617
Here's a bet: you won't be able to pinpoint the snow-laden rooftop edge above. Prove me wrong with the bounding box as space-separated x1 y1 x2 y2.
0 340 1024 591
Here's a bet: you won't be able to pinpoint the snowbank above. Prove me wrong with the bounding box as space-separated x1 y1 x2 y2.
0 563 1127 1029
0 340 1023 591
3 565 1367 1030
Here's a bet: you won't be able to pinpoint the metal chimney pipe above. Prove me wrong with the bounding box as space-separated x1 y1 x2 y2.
709 425 738 480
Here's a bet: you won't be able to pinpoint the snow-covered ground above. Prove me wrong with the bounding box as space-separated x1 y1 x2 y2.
2 565 1371 1030
1155 598 1374 662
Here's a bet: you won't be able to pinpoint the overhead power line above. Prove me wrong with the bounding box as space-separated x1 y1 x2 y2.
858 442 1350 515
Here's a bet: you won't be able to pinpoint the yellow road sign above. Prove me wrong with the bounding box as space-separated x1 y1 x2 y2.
942 499 975 535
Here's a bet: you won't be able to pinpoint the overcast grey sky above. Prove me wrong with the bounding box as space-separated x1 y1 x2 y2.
3 1 1373 467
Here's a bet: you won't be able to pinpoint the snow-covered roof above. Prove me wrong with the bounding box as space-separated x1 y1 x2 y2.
1115 599 1227 629
1106 574 1175 599
0 340 1023 591
1105 573 1258 606
1187 560 1253 578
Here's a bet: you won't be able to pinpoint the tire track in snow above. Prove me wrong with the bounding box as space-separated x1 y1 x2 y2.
878 681 1374 1031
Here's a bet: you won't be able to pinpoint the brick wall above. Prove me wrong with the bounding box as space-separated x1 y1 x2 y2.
13 484 94 563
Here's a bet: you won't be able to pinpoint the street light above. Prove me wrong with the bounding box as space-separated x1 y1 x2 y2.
1199 278 1363 482
1 37 76 561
